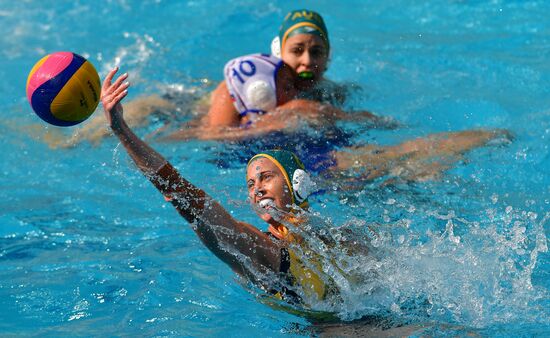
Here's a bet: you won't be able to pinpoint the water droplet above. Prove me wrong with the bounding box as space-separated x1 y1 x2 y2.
385 198 396 205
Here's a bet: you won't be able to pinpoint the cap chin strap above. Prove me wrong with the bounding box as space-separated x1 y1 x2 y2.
271 36 281 57
292 169 314 203
267 169 313 241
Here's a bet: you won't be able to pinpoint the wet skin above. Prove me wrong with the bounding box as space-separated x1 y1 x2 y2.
281 34 329 91
246 157 293 226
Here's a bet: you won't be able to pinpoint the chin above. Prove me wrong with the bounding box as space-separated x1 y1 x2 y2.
297 78 316 90
255 210 273 223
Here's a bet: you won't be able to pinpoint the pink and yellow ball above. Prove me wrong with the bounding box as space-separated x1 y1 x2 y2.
26 52 101 127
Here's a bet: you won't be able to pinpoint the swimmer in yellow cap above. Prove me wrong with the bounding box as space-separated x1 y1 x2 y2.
206 53 298 128
102 67 341 306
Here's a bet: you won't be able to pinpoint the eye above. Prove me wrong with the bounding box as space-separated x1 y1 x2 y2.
310 47 326 58
261 171 275 181
247 180 254 189
290 47 303 55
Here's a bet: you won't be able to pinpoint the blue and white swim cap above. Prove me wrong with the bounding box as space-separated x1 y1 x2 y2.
224 53 283 117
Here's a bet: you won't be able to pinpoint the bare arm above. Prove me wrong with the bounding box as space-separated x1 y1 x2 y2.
164 98 379 141
332 129 513 182
101 68 283 278
278 99 399 129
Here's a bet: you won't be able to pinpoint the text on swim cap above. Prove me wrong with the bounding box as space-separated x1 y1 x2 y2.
284 10 323 23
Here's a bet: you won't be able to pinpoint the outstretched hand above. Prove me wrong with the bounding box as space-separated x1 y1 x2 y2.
101 67 129 128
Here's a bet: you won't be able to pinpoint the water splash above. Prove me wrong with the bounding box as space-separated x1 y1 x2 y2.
280 203 549 328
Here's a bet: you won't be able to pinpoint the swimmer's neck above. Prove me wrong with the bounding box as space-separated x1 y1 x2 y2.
268 223 288 240
267 213 306 241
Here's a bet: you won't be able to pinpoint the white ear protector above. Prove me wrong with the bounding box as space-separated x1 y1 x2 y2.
292 169 315 203
271 36 281 58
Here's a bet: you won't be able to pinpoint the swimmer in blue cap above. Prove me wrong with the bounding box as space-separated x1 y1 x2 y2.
206 53 298 128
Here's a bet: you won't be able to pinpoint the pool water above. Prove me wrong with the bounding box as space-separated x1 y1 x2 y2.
1 0 549 336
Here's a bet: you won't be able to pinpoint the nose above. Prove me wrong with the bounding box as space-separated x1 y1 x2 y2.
253 181 265 199
300 51 312 68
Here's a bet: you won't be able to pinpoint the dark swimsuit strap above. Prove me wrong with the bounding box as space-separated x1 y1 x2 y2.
264 231 302 304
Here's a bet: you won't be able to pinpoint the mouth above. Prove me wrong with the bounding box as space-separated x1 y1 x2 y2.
258 198 276 209
298 71 314 79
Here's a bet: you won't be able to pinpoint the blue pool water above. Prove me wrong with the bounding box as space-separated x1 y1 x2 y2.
1 0 549 336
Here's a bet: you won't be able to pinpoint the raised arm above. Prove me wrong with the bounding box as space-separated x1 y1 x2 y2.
101 68 283 280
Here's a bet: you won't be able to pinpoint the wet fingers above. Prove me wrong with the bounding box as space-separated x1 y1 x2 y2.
102 67 119 91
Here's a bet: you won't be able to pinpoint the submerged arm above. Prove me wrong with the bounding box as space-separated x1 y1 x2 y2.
277 99 399 129
332 129 513 183
101 68 283 278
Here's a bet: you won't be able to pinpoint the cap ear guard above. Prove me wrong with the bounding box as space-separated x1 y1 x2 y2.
292 169 315 203
271 36 281 58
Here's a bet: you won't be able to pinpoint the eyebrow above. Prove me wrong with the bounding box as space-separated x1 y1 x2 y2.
289 43 326 51
247 170 276 182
